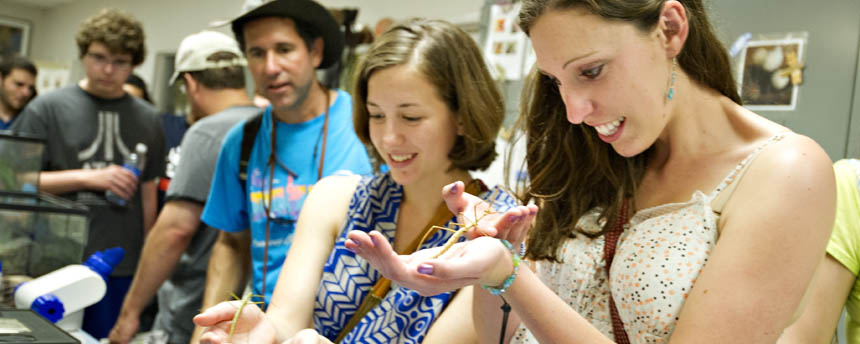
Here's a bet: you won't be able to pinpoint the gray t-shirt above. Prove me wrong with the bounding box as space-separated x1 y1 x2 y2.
153 105 260 343
12 85 165 276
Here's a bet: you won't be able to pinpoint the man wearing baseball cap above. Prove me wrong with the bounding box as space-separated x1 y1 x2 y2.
194 0 371 340
108 30 259 344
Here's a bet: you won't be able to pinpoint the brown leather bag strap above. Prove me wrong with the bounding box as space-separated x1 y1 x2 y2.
335 180 487 342
604 200 631 344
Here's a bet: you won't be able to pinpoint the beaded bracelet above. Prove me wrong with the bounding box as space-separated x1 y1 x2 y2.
482 239 522 295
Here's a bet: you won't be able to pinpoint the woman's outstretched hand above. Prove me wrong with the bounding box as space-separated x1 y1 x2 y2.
440 180 537 246
193 300 277 344
345 181 537 296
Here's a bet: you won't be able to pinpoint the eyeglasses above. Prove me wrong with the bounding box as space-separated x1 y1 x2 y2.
85 52 133 70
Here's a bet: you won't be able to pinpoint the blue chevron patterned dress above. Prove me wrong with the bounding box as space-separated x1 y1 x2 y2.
313 173 518 343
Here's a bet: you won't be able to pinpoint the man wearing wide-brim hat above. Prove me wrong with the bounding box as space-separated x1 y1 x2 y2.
192 0 372 341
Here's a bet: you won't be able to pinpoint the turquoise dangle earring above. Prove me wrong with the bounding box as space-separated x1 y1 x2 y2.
666 57 677 101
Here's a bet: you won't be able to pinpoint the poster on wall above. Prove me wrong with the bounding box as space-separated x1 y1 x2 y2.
0 16 30 57
483 2 530 80
36 64 71 94
736 32 808 111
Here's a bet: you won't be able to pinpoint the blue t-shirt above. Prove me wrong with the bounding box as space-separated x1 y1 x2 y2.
201 90 372 304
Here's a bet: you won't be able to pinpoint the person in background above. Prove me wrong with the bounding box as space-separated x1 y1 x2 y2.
779 158 860 343
193 18 530 344
348 0 836 343
112 68 160 343
123 73 174 214
191 0 372 341
374 17 394 37
108 30 259 344
150 73 191 213
12 8 165 340
0 55 37 130
124 74 152 104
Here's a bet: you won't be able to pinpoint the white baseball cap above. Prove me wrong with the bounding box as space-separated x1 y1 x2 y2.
169 30 247 85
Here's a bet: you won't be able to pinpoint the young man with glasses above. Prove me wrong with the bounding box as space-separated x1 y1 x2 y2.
12 8 165 340
191 0 372 340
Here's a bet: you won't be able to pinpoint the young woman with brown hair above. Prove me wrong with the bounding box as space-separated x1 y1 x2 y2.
193 18 533 344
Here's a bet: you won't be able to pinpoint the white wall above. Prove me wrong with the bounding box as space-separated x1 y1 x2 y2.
30 0 245 86
320 0 481 30
22 0 483 86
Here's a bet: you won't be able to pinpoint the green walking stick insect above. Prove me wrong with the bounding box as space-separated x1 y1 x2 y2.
227 292 265 343
419 189 501 258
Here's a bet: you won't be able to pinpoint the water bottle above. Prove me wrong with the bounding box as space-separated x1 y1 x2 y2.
105 143 148 207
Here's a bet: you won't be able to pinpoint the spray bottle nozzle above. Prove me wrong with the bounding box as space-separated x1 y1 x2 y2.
82 247 125 281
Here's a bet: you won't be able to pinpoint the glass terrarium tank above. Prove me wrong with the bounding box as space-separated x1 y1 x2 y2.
0 132 43 193
0 191 89 277
0 132 90 277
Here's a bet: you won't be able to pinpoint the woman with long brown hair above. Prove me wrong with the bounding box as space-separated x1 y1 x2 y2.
348 0 836 342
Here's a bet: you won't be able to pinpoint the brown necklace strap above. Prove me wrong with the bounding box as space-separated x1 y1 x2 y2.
604 199 631 343
260 144 276 303
261 88 331 306
317 90 330 180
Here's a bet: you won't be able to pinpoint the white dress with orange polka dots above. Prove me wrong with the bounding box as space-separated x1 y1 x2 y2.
510 134 786 344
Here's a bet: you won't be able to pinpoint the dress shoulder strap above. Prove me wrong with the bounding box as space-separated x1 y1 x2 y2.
710 133 789 214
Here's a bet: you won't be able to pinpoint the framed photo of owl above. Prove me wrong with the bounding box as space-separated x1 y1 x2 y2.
737 35 806 111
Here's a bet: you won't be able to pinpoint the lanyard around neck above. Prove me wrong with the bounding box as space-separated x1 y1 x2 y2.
266 90 330 180
260 89 331 303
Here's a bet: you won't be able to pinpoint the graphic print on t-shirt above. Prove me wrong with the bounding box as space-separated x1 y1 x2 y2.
165 146 181 179
76 110 139 203
248 167 313 224
78 110 134 168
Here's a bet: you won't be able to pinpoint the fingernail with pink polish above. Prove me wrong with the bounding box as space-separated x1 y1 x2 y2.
371 236 377 246
418 264 434 275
